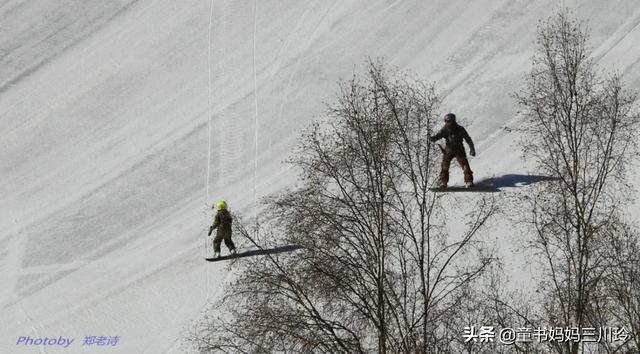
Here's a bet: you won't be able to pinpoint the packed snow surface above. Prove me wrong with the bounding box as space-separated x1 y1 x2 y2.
1 0 639 352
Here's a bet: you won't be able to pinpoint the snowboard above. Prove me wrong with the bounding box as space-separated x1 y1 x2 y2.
205 253 239 262
429 185 498 193
205 245 303 262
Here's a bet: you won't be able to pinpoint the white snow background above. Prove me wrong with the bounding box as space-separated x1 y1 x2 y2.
1 0 640 352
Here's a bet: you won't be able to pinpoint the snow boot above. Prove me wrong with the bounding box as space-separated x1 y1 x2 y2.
465 182 474 188
214 251 221 259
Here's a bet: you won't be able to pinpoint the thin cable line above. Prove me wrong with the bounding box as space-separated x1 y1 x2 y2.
205 0 215 300
252 0 259 226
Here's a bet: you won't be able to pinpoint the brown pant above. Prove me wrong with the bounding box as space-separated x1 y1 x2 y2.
440 152 473 185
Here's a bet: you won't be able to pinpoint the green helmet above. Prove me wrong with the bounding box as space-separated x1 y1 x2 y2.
216 200 227 210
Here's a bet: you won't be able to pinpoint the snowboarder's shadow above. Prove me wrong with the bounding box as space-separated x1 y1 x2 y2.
207 244 303 262
476 174 559 191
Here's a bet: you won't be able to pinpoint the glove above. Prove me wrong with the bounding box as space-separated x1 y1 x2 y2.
208 226 213 236
470 147 476 157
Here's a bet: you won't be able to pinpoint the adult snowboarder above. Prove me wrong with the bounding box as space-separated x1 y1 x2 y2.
208 200 236 258
429 113 476 188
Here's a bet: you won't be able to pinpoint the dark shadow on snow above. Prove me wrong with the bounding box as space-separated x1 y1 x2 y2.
206 244 303 262
474 174 559 191
431 185 501 193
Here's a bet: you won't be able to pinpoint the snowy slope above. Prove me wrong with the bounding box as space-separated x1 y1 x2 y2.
1 0 639 352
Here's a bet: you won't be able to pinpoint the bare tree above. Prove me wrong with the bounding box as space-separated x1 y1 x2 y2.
589 225 640 353
516 10 639 354
190 60 497 353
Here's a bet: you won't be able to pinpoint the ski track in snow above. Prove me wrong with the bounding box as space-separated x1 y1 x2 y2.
597 5 640 52
276 2 336 128
2 0 640 352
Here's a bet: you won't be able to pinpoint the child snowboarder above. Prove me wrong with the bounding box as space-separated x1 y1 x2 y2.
429 113 476 188
208 200 236 258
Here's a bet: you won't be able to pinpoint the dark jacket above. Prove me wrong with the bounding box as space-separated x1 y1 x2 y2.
210 209 233 238
429 124 475 156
